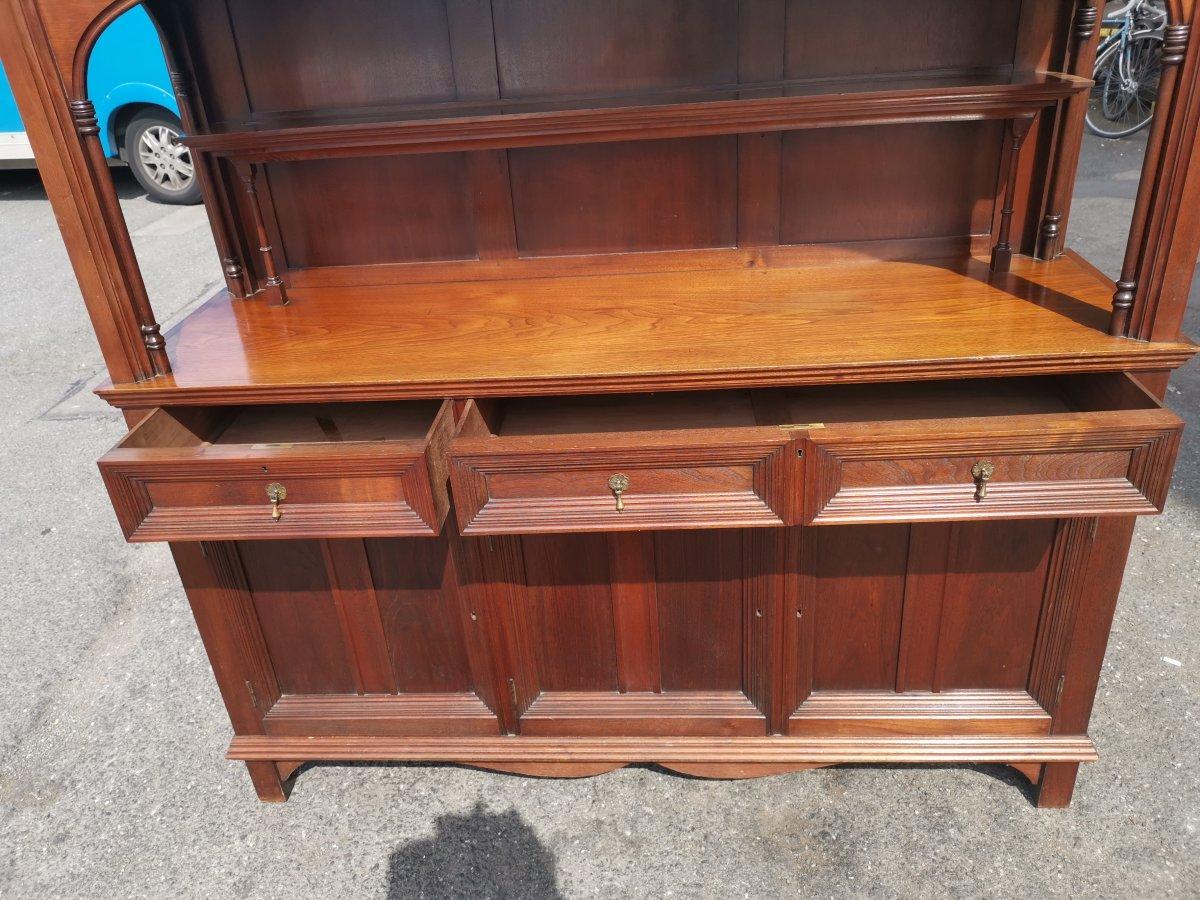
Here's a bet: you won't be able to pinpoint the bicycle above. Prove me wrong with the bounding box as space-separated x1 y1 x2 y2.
1086 0 1168 138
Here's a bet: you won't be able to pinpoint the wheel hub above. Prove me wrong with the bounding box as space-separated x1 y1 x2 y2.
137 124 195 194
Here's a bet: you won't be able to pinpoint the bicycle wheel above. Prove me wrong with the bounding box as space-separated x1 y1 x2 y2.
1087 31 1163 138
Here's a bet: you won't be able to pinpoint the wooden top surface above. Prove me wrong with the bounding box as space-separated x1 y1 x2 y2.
98 252 1197 408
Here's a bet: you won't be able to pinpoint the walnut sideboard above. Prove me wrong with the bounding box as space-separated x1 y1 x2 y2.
3 0 1198 807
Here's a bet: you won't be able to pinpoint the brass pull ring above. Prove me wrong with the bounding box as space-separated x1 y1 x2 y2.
266 482 287 521
608 473 630 512
971 461 995 502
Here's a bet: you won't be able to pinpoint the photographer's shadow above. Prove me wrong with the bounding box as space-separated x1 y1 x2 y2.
387 802 562 899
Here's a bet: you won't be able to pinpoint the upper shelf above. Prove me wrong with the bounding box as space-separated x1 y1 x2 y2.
184 69 1090 162
97 252 1195 409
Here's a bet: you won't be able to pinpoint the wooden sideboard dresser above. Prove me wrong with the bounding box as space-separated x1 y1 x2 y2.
4 0 1199 808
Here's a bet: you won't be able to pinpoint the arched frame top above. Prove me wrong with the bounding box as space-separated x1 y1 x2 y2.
71 0 145 95
32 0 171 98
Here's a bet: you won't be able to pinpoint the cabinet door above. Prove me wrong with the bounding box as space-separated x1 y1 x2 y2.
174 536 503 738
786 519 1090 737
459 529 791 736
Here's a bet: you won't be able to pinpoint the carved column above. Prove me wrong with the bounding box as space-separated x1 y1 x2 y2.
991 117 1035 274
1127 2 1200 341
236 163 289 305
1110 23 1191 335
168 71 251 299
69 98 171 376
1036 1 1100 260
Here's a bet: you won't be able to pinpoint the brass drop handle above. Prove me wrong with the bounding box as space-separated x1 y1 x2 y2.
608 473 630 512
266 482 287 521
971 461 995 502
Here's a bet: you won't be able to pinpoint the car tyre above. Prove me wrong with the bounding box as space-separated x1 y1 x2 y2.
124 110 202 205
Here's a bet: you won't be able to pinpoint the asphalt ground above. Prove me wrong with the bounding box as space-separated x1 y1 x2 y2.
0 133 1196 898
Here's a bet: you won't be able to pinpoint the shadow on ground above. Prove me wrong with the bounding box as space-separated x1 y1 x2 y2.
0 166 147 202
387 803 562 899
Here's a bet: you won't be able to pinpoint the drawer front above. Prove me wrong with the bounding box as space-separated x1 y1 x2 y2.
101 452 443 541
99 403 454 542
805 412 1182 524
449 434 794 534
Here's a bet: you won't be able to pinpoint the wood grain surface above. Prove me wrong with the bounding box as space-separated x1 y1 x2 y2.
98 253 1196 408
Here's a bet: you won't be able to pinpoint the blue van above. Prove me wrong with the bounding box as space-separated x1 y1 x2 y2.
0 5 198 204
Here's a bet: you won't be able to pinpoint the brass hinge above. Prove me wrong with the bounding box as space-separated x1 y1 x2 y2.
1088 517 1100 541
507 677 519 711
1053 673 1066 713
778 422 826 431
245 680 260 710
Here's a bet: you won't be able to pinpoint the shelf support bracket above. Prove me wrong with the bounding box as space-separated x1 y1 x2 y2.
990 116 1035 274
69 98 171 377
236 162 289 306
1109 23 1191 336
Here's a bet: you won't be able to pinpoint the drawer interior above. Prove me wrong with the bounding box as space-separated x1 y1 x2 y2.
471 374 1160 437
121 401 445 450
485 391 761 436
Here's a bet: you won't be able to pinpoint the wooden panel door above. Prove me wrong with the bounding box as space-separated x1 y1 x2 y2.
787 519 1086 736
172 535 503 739
457 528 790 736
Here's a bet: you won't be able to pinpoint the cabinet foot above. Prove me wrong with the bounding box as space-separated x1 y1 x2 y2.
246 760 295 802
1034 761 1080 808
1006 762 1043 786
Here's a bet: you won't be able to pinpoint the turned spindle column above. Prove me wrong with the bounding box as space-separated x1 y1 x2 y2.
991 117 1035 274
236 163 289 305
1110 23 1191 336
168 71 251 299
1036 2 1101 260
68 99 171 376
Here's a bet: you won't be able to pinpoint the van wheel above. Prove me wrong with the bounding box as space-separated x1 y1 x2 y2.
124 111 201 205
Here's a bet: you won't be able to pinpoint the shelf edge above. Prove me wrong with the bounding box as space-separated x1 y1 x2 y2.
185 74 1091 162
96 345 1198 410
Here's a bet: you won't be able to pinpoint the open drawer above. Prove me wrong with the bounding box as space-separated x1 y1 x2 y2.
448 393 796 534
795 373 1182 524
447 373 1182 534
99 401 454 541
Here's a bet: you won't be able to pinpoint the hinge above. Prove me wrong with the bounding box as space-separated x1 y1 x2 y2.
1088 517 1099 541
507 677 519 712
245 680 260 710
1053 673 1066 713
